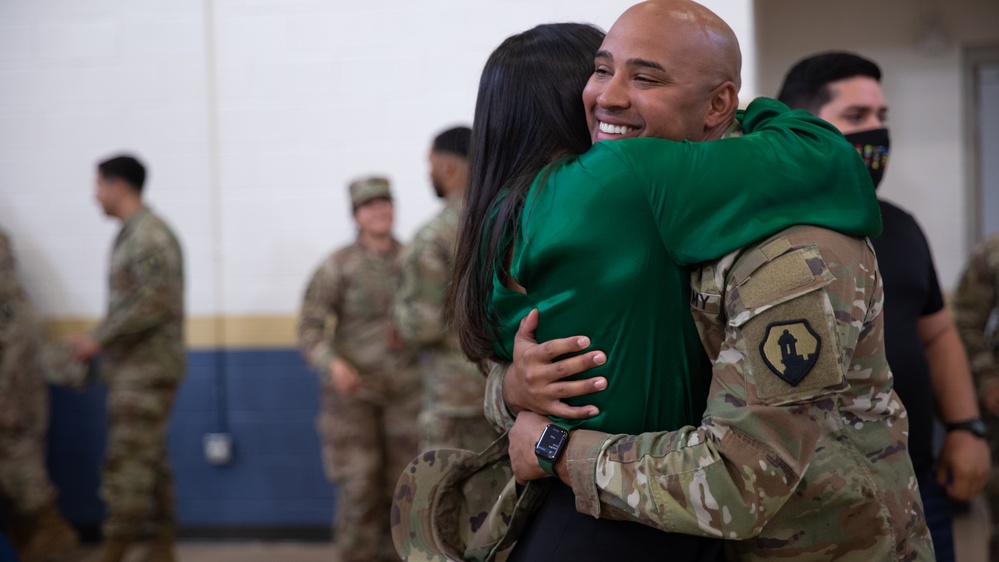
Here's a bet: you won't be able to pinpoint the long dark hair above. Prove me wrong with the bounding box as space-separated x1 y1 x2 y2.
449 23 604 367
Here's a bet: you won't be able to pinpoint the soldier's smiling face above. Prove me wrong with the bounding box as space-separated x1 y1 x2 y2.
581 2 740 145
353 196 394 236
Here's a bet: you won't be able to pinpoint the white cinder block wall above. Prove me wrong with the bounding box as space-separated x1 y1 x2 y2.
0 0 755 326
0 1 215 319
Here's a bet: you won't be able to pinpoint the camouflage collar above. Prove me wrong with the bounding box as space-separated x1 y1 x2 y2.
352 236 401 259
115 206 151 245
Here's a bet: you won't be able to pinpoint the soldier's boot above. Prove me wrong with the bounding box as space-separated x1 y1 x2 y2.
140 531 176 562
88 537 131 562
15 503 79 562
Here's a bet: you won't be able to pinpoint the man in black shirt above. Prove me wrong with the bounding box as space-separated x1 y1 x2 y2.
777 51 990 562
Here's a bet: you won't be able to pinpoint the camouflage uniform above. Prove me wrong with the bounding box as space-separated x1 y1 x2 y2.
298 236 420 562
93 207 185 540
394 196 496 453
952 233 999 559
0 229 57 517
487 227 933 560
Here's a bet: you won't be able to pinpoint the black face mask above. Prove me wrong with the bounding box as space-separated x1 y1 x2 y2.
843 128 890 189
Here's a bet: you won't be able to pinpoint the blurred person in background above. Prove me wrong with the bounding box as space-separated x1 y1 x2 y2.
953 232 999 560
393 126 500 453
0 228 79 562
777 52 990 562
297 176 419 562
71 154 186 562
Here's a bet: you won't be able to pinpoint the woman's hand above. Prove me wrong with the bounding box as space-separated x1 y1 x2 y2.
503 309 608 419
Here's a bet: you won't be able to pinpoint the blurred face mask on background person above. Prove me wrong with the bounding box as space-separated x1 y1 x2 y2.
843 127 890 189
816 75 889 189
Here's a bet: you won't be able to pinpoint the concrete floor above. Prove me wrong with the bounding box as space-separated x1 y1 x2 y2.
55 498 991 561
954 496 990 562
60 541 340 562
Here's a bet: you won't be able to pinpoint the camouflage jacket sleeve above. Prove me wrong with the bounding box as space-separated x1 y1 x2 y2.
297 256 344 374
91 217 184 346
565 227 874 539
0 231 20 352
0 232 17 307
953 235 999 398
484 361 516 433
0 230 48 424
0 231 13 277
393 222 450 346
0 230 44 356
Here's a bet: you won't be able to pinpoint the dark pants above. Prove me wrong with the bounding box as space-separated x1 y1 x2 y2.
508 480 722 562
918 469 954 562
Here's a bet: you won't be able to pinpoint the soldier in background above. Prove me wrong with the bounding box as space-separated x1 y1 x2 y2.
393 126 499 452
0 229 79 562
71 155 185 562
953 233 999 560
297 177 419 562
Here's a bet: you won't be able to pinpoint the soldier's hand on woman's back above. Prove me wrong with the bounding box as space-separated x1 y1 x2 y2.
509 410 557 485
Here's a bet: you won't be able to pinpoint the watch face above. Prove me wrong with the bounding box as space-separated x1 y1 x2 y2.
535 425 569 462
969 420 988 438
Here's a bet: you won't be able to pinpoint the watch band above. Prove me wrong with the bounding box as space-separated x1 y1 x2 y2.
538 456 557 478
945 418 988 439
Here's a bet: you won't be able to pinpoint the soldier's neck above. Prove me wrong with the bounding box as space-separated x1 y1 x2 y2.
358 231 393 254
115 197 145 223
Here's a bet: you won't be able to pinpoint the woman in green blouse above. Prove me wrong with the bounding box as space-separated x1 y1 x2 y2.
449 22 880 561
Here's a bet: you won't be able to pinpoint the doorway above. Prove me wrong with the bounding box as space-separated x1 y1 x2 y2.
967 47 999 244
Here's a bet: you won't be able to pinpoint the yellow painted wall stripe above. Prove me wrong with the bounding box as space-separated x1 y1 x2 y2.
45 315 299 350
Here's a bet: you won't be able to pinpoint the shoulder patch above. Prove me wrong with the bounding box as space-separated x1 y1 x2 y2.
759 320 821 386
740 291 846 404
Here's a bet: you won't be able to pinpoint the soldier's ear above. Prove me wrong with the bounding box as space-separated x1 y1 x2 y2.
705 81 739 131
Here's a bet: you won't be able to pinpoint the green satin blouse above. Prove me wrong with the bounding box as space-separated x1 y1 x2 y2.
490 97 881 435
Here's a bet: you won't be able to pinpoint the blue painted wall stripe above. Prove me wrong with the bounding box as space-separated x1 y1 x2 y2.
47 349 334 529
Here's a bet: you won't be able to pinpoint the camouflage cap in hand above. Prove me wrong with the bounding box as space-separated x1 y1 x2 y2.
391 432 551 562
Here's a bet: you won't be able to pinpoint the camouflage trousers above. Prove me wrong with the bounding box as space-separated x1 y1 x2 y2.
100 376 179 539
418 410 501 454
0 375 56 515
0 426 56 515
318 384 419 562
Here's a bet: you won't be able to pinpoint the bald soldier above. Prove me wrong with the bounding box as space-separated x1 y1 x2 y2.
495 2 934 559
297 177 420 562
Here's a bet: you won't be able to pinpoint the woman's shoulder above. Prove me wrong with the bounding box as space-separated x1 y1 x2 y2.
579 138 690 172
